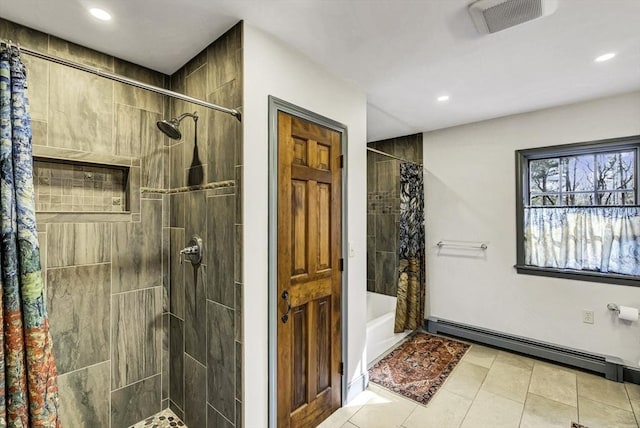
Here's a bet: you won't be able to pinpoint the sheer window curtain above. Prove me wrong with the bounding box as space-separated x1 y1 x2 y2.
524 207 640 276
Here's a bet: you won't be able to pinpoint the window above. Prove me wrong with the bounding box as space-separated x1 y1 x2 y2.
515 135 640 286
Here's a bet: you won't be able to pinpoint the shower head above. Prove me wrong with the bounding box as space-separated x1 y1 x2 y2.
156 112 198 140
157 119 182 139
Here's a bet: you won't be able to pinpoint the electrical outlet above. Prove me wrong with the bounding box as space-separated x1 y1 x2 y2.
582 310 594 324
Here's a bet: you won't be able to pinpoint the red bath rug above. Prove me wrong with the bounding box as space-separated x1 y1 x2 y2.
368 331 470 405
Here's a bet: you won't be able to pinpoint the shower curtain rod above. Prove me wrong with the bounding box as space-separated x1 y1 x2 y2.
0 39 241 120
367 147 423 166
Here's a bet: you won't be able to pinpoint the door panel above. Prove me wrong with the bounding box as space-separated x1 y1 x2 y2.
317 183 331 271
277 111 342 428
316 297 331 393
291 180 308 276
292 305 308 411
317 144 331 171
293 137 308 166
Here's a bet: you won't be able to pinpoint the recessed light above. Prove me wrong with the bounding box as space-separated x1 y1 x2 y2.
595 52 616 63
437 95 450 102
89 7 112 21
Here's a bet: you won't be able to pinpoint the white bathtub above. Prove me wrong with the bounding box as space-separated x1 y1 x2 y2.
366 292 411 366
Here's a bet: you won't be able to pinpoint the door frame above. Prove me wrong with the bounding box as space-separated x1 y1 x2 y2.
267 96 349 427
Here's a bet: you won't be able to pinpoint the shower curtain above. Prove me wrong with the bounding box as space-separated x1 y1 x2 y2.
394 162 425 333
0 47 60 426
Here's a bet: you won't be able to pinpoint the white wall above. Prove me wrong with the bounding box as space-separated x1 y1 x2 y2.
424 91 640 366
243 24 368 427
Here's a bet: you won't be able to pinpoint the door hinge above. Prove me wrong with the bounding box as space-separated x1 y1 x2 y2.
339 362 344 376
339 154 344 169
339 258 344 271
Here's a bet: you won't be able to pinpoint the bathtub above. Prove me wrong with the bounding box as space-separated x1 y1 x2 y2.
366 292 412 366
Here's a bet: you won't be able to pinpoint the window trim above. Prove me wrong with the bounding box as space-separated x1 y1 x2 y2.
515 134 640 287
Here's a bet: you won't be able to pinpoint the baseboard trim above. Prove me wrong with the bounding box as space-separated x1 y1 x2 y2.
624 366 640 384
426 317 628 383
346 372 369 404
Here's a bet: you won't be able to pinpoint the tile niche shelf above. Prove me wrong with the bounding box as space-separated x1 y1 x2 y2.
32 145 139 224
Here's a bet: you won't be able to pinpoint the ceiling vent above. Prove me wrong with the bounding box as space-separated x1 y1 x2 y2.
468 0 558 34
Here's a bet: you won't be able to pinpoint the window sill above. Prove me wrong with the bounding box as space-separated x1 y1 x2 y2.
514 265 640 287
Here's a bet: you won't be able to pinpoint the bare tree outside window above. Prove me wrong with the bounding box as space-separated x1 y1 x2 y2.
528 150 636 206
529 158 559 205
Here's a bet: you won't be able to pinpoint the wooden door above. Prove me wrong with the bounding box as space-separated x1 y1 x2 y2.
277 111 342 428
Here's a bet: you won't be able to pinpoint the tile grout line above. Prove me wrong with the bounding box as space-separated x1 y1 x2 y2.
47 261 111 270
169 399 184 416
399 405 417 428
345 385 377 427
111 284 164 296
111 373 162 394
58 359 111 379
166 207 172 411
575 370 581 424
161 186 167 412
517 362 535 428
622 383 638 426
458 345 494 427
626 384 640 427
109 219 113 428
215 406 235 427
206 298 235 311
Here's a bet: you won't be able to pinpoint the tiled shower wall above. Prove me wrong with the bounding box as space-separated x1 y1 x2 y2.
367 133 423 296
0 18 171 427
167 23 244 428
1 17 244 428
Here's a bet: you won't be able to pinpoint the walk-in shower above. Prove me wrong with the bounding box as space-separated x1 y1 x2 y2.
157 112 199 140
1 16 244 428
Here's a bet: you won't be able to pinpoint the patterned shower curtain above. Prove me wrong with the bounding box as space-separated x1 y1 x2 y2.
394 162 425 333
525 206 640 275
0 47 61 426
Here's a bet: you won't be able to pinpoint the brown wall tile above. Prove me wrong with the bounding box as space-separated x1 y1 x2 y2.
207 300 235 422
58 362 110 427
48 64 113 154
111 375 161 427
22 55 48 122
206 194 235 307
111 287 162 389
0 18 48 50
47 264 110 374
48 36 114 71
47 223 111 267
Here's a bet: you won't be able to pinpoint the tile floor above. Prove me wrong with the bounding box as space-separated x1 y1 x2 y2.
319 342 640 428
130 408 186 428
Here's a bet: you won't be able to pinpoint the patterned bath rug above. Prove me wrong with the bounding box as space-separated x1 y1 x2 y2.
368 331 470 405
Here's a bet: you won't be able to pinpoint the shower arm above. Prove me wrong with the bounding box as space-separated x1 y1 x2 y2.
175 112 199 123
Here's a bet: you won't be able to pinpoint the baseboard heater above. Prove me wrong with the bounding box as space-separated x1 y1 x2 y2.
426 317 631 383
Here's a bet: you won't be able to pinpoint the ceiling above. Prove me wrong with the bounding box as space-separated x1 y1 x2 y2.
1 0 639 142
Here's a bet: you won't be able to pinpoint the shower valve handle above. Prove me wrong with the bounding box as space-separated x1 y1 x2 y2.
179 235 203 265
180 245 199 255
281 290 291 324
